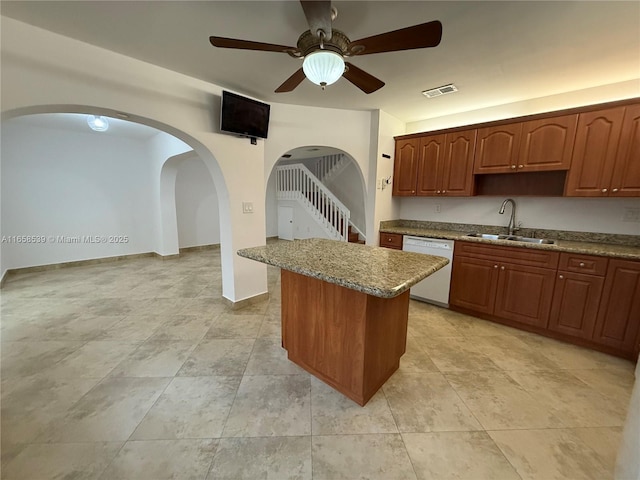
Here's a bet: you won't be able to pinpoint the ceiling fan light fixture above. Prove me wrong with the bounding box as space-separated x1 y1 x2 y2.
87 115 109 132
302 50 345 88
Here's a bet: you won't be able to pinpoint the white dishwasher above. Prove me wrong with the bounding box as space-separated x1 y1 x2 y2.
402 236 454 307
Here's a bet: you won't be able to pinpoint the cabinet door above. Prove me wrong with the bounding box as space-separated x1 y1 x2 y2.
518 114 578 172
441 130 477 196
416 134 445 196
565 107 625 196
593 259 640 354
548 272 604 339
494 264 556 328
392 138 419 196
610 104 640 197
474 123 522 174
449 256 499 315
379 232 403 250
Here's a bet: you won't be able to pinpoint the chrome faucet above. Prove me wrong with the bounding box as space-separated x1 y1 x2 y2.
499 198 518 236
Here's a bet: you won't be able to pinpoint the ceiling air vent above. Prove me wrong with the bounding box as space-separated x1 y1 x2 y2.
422 84 458 98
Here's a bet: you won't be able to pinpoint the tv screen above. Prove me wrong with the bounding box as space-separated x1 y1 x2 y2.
220 91 270 139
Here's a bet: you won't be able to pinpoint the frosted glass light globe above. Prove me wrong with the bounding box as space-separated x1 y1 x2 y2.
303 51 345 88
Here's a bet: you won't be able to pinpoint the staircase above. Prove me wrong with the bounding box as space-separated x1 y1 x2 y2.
348 225 365 244
315 154 348 183
276 163 350 241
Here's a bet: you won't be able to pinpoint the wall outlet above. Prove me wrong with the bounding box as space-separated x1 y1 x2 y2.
242 202 253 214
435 203 441 214
622 207 640 222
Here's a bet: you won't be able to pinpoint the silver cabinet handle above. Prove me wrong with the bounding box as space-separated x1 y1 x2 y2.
559 275 564 279
442 190 447 194
602 188 608 193
436 190 441 194
612 188 619 192
518 164 524 168
579 262 585 267
500 266 505 270
494 265 498 269
510 165 516 169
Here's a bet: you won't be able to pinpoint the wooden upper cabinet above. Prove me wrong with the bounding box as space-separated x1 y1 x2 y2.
402 130 476 197
610 103 640 196
565 107 625 196
392 138 419 196
441 130 477 196
474 124 522 174
518 114 578 172
416 134 445 196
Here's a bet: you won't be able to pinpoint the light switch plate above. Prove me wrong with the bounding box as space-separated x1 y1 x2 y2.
242 202 254 214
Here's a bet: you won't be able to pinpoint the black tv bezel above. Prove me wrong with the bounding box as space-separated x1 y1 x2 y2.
220 90 270 139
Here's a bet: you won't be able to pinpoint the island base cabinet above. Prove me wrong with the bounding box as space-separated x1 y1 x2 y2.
281 270 409 406
593 259 640 355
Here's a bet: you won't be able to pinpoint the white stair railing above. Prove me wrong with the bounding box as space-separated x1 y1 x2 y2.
315 154 345 182
276 163 350 241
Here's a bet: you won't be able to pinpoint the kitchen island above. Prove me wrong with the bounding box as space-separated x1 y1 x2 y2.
237 238 449 405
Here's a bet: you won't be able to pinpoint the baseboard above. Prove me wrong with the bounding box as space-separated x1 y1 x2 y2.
1 251 164 288
179 243 220 253
223 291 270 310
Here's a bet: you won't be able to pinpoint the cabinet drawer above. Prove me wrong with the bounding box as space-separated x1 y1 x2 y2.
558 253 608 276
379 232 403 250
455 241 559 269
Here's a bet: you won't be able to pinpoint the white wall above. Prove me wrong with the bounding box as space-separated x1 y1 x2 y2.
277 200 332 240
1 16 267 302
175 157 220 248
322 160 366 233
1 121 156 270
405 80 640 134
368 110 405 245
398 196 640 236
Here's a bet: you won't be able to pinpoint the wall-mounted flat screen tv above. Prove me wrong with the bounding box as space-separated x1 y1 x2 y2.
220 90 270 139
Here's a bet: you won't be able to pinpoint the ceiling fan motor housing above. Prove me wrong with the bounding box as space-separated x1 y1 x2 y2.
296 29 351 57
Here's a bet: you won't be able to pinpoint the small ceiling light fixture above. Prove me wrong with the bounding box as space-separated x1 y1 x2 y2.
422 83 458 98
87 115 109 132
302 50 345 90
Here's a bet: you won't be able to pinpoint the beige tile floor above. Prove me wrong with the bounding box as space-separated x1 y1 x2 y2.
1 248 636 480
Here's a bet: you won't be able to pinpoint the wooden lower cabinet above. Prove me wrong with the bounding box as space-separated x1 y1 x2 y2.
548 271 604 339
592 259 640 354
449 256 499 315
494 264 556 328
451 246 640 359
379 232 403 250
449 244 558 328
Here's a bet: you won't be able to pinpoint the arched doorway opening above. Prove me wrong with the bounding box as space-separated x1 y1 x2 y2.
1 108 229 294
265 146 368 243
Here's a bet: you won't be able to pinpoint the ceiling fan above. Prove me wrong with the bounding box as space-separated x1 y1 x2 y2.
209 1 442 94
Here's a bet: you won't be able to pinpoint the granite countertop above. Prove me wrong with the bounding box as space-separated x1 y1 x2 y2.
379 220 640 260
237 238 449 298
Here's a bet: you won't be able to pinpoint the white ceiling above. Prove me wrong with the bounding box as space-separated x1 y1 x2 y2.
7 113 162 140
1 1 639 124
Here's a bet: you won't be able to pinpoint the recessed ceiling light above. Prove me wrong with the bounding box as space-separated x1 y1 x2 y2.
87 115 109 132
422 84 458 98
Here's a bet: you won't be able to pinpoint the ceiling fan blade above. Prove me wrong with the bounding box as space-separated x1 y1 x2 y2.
209 36 295 53
275 68 307 93
300 0 333 40
343 63 385 94
348 20 442 56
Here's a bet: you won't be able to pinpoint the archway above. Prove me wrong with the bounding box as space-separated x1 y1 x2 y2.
265 145 368 243
1 106 234 296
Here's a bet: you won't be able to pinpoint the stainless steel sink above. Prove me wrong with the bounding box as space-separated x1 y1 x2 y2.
466 233 554 245
505 235 555 244
466 233 509 240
